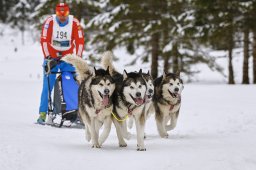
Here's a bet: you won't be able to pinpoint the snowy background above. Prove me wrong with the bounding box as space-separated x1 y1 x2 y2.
0 26 256 170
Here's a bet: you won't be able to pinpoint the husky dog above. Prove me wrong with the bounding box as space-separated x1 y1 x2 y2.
153 72 184 138
128 71 154 138
101 51 148 151
62 55 115 148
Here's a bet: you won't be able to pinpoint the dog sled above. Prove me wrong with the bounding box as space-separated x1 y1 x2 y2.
45 59 83 128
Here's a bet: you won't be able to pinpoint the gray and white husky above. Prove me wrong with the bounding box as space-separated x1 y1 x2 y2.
62 55 115 148
101 51 148 151
128 71 154 138
153 72 184 138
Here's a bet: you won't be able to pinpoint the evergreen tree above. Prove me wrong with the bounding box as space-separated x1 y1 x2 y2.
0 0 18 23
9 0 33 45
193 0 242 84
8 0 39 44
238 1 254 84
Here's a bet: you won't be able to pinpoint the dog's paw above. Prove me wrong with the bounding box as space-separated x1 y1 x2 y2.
137 144 146 151
92 144 101 148
119 143 127 147
164 133 169 138
137 147 146 151
160 133 169 138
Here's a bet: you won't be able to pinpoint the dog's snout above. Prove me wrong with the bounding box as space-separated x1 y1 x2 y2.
148 89 153 94
104 89 110 94
136 92 141 97
174 88 179 92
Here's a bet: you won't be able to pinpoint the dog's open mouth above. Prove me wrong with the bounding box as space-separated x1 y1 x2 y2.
130 94 144 105
98 91 109 107
168 90 179 98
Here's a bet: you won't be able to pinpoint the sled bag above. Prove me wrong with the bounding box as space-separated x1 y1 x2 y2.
61 71 79 111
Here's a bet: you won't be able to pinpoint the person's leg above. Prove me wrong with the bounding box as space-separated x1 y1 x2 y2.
38 60 59 123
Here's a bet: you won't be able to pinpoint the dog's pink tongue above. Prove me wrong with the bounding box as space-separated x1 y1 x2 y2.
102 95 109 106
135 98 144 105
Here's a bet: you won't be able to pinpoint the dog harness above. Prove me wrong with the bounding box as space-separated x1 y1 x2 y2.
169 97 181 111
111 112 129 122
95 104 112 114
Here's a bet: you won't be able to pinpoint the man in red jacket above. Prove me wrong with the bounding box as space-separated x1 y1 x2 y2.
37 3 84 125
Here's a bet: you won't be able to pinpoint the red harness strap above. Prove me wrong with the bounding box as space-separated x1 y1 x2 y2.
169 104 174 111
96 109 101 114
169 96 181 111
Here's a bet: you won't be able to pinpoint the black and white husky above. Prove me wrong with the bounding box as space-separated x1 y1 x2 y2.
128 71 154 138
62 55 115 148
153 72 184 138
101 51 148 151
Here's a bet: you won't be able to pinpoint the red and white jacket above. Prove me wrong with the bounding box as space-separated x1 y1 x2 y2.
40 15 84 59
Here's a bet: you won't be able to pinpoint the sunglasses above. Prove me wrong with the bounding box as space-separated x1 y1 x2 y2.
56 10 69 17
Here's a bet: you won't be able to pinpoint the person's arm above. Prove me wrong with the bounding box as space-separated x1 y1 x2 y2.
40 16 54 58
72 18 84 58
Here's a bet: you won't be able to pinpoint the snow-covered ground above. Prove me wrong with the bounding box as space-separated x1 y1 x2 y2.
1 28 256 170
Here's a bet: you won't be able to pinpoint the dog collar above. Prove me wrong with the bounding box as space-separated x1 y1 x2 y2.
127 105 135 115
169 97 181 111
96 109 101 114
95 104 112 114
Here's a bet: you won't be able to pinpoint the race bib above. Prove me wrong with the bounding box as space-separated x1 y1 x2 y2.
51 15 73 51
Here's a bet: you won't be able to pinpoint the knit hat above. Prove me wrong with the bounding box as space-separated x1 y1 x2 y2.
56 3 69 17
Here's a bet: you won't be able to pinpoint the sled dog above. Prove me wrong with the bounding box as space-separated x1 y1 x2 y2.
128 71 154 138
62 55 115 148
153 72 184 138
101 51 148 151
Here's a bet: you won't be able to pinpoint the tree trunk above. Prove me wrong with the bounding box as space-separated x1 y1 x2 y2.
21 30 24 45
172 43 179 73
228 47 235 84
163 53 169 74
151 33 159 79
242 28 250 84
227 28 235 84
163 30 169 73
253 31 256 84
76 1 84 21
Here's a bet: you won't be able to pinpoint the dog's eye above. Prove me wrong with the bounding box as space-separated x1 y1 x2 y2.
177 83 180 85
170 83 173 86
107 83 110 86
99 83 104 86
138 85 142 88
130 86 134 89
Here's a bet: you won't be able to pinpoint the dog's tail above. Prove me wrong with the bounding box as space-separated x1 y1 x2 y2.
61 54 91 83
101 51 116 76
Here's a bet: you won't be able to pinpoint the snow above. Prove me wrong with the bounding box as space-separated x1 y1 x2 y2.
1 27 256 170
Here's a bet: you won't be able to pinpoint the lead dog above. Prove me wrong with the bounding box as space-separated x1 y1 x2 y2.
101 51 148 151
153 72 184 138
62 55 115 148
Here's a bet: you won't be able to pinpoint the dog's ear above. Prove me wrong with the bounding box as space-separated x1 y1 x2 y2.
123 70 128 80
93 67 97 76
176 70 180 77
163 71 167 79
138 69 142 75
106 66 110 75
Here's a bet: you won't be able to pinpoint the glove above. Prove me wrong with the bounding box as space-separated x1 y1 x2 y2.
44 56 58 74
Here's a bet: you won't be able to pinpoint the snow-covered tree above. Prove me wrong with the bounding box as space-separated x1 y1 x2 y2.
9 0 39 45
